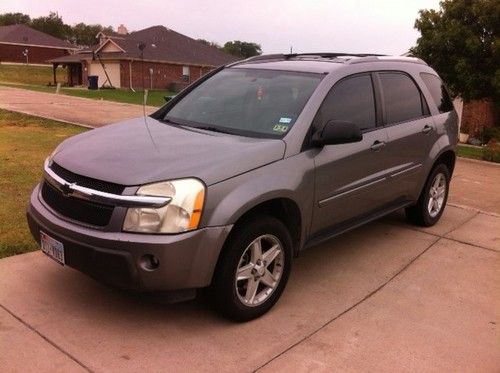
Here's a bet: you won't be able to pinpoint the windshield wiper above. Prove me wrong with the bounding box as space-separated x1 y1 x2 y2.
162 117 232 134
161 117 182 126
188 125 233 134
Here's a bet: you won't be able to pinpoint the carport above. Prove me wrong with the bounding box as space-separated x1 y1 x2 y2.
49 53 90 87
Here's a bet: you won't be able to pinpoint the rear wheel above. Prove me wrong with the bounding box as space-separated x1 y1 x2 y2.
406 163 450 226
210 215 292 321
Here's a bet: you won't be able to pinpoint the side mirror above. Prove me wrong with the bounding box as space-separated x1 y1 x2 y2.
314 120 363 146
164 95 175 102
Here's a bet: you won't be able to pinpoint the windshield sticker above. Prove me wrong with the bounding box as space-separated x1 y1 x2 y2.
279 117 292 124
273 124 289 133
256 86 263 101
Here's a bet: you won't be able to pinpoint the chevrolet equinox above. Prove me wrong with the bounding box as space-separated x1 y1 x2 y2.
27 53 458 321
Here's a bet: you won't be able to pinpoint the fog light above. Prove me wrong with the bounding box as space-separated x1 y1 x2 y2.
140 254 160 271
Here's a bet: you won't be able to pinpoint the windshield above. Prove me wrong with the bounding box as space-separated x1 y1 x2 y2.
163 68 323 138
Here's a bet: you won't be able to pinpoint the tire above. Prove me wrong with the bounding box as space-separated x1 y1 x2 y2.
210 215 293 322
405 163 450 227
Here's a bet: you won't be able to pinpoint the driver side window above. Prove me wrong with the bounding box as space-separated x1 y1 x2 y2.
316 74 377 131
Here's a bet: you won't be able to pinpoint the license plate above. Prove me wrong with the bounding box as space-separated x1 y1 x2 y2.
40 231 65 265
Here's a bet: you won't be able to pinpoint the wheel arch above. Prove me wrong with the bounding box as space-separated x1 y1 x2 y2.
227 197 303 256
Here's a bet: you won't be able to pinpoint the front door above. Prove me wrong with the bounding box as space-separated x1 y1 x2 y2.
311 73 393 236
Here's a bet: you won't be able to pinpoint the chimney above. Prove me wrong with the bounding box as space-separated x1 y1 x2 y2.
117 24 128 35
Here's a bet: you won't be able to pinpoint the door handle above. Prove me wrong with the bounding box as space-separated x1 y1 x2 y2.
370 140 386 151
422 125 432 134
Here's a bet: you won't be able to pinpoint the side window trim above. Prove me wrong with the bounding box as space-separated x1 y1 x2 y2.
375 70 431 128
371 72 385 127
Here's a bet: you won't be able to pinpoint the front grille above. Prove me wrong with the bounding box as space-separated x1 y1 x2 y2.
50 162 125 194
41 181 114 226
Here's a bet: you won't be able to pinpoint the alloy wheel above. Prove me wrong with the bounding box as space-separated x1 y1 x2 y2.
428 172 446 218
234 234 284 307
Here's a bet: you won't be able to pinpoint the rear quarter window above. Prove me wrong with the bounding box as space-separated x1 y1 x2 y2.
420 73 454 113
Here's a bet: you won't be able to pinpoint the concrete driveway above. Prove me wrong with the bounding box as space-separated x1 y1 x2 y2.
1 208 499 372
0 86 155 128
0 89 498 371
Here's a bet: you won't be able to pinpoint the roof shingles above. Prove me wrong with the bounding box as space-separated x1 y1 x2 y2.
0 24 77 49
51 25 238 67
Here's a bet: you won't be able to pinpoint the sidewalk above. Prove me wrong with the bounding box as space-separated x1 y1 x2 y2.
0 86 156 128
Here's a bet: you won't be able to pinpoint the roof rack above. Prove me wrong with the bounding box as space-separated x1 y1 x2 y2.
229 53 426 67
241 52 386 63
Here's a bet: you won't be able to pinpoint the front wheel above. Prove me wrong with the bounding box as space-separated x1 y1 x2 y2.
406 163 450 226
210 215 292 321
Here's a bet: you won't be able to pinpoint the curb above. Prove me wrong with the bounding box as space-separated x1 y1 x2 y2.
1 108 95 129
457 156 500 167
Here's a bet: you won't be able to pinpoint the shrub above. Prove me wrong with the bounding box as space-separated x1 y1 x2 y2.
483 139 500 163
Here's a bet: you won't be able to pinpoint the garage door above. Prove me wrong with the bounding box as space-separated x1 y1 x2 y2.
89 62 121 88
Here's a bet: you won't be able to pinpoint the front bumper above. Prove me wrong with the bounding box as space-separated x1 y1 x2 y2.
27 184 232 292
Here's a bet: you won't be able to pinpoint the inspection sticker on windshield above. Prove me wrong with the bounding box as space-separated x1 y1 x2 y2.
279 117 292 124
273 124 289 133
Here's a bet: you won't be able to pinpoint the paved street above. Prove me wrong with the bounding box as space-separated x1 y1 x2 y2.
0 86 155 128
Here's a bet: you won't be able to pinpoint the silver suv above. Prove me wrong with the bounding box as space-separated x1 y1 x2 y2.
27 53 458 321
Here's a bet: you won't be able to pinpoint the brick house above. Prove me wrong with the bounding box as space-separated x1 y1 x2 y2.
0 24 78 64
50 25 238 90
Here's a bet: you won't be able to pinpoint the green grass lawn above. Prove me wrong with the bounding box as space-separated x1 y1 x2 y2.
0 109 87 258
0 63 65 85
457 144 484 160
0 63 173 107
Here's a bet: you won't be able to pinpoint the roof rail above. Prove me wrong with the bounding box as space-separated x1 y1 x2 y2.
287 52 387 58
230 53 426 67
241 52 387 63
348 56 427 65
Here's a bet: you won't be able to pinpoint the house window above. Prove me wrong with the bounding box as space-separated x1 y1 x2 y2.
182 66 190 82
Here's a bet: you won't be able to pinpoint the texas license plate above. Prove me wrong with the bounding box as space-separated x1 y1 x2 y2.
40 231 65 265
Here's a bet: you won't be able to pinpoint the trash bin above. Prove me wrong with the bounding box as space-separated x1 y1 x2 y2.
88 75 98 90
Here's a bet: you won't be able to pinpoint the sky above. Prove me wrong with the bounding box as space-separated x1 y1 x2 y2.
1 0 441 55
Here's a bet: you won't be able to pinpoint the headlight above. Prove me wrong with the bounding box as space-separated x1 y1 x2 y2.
122 179 205 234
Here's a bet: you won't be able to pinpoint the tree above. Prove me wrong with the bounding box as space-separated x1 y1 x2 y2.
70 23 114 47
0 12 31 26
31 12 70 40
223 41 262 58
197 39 221 49
410 0 499 102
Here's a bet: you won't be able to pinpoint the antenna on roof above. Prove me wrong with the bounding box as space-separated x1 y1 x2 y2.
137 41 158 151
138 41 147 116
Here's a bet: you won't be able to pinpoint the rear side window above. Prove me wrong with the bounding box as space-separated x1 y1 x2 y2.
420 73 454 113
317 74 376 131
379 72 425 124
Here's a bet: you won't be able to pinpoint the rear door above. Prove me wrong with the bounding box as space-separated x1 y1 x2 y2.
311 73 393 236
376 71 438 200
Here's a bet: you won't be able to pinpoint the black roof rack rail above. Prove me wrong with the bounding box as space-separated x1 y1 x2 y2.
286 52 387 58
240 52 387 63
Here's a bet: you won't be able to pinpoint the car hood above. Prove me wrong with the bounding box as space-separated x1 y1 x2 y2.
52 117 286 187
